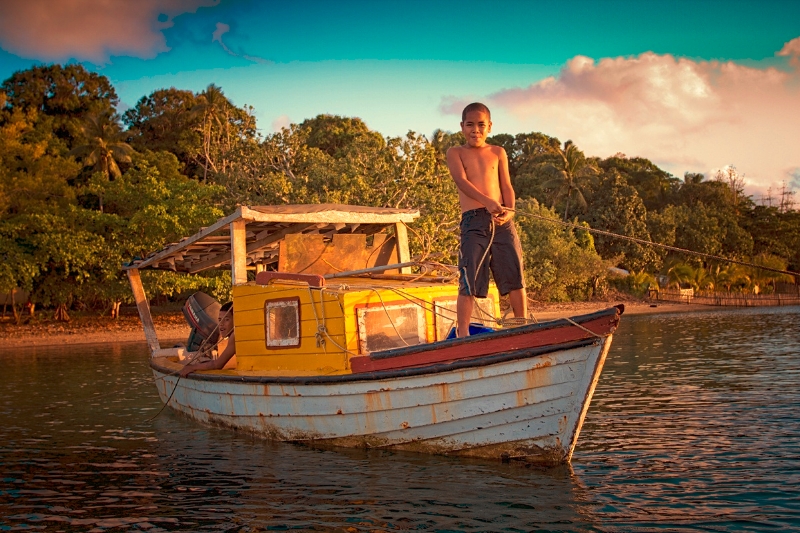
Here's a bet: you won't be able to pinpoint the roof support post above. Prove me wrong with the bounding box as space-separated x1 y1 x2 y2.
231 219 248 285
394 222 411 274
126 268 160 355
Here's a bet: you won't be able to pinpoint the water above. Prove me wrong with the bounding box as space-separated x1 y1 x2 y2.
1 306 799 532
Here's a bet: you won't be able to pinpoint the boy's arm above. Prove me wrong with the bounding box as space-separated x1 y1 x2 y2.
180 333 236 377
495 148 515 225
446 147 504 215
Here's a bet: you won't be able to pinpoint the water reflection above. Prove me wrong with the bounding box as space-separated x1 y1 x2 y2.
1 306 799 531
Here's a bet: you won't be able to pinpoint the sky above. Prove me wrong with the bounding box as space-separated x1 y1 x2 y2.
0 0 799 197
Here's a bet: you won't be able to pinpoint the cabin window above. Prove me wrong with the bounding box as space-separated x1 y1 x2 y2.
265 298 301 348
434 297 496 341
357 303 426 354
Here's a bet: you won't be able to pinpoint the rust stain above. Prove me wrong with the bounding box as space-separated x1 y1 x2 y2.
438 383 449 403
400 421 409 429
336 409 343 415
365 390 382 412
430 404 437 424
524 360 554 390
515 390 527 407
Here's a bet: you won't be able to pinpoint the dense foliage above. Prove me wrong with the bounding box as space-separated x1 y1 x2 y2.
1 64 797 320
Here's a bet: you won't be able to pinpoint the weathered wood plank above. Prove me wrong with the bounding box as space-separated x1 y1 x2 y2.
231 219 248 285
394 222 411 274
126 268 160 354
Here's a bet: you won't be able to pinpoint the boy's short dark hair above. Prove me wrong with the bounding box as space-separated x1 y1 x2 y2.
462 102 491 122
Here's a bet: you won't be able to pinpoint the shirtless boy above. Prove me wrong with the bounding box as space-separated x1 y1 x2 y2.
446 102 527 337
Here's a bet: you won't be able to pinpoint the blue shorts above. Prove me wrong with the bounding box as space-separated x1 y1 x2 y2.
458 208 525 297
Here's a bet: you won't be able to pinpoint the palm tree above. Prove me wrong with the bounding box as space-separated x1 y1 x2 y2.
540 140 598 221
707 263 748 292
687 265 711 291
69 112 133 212
662 258 694 289
747 254 793 294
192 84 232 181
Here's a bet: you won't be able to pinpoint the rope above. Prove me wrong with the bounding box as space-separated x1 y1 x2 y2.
508 208 800 278
307 285 359 358
562 317 604 338
140 306 234 423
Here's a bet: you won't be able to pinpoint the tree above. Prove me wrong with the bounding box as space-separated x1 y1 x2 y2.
496 132 562 201
583 170 658 272
1 64 118 149
70 112 133 180
515 198 610 301
540 140 598 220
82 151 226 315
0 106 80 217
122 88 201 174
599 155 680 211
662 258 694 289
69 112 134 212
191 84 257 181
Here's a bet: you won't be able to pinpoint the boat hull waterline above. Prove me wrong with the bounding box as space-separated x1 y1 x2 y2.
151 327 614 465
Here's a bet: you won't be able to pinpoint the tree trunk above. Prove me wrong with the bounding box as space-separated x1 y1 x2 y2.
11 288 20 325
54 303 70 322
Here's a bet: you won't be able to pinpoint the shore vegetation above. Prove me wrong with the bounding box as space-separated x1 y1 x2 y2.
1 65 798 324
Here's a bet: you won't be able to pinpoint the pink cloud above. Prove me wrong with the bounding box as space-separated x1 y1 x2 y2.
777 36 800 68
476 43 800 195
0 0 219 64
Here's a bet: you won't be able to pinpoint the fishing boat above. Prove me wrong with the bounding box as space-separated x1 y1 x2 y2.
125 204 623 465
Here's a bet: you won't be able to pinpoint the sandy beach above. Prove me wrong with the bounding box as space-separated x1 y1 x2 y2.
0 299 719 349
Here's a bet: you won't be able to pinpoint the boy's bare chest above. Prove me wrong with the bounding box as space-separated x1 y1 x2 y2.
459 149 498 176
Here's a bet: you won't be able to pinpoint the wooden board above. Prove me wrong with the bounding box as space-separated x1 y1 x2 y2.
278 233 399 275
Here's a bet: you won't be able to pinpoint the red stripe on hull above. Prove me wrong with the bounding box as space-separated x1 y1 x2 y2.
350 310 620 373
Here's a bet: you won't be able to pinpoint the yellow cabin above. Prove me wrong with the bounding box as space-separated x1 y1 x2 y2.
125 204 499 376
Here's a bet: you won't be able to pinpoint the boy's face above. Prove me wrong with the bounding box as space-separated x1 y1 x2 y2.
460 110 492 147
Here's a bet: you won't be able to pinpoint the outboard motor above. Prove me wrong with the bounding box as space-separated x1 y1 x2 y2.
182 292 221 351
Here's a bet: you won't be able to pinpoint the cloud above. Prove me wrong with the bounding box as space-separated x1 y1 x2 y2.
211 21 269 64
212 22 234 55
0 0 219 64
445 41 800 195
778 36 800 69
271 115 292 132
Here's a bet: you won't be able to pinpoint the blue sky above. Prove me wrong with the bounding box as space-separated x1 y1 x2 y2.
1 0 799 194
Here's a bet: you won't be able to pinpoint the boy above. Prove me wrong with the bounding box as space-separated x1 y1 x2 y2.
446 102 527 337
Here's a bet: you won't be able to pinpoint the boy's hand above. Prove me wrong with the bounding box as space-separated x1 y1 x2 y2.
485 198 504 216
494 209 514 225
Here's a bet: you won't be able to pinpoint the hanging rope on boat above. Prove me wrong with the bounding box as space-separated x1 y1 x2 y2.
140 307 236 424
506 208 800 277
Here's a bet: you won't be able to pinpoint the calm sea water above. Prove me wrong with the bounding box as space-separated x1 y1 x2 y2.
1 306 799 532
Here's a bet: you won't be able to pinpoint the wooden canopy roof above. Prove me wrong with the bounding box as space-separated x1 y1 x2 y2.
124 204 419 274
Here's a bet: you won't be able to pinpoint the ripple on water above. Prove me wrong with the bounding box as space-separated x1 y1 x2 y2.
1 308 799 531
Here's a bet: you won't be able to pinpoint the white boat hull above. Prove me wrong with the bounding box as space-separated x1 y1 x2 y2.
151 335 612 464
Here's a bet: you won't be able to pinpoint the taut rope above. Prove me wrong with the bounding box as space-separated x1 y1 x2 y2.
507 208 800 278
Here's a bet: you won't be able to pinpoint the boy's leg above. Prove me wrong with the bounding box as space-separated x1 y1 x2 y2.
489 221 526 321
457 294 474 338
457 209 492 337
508 288 527 319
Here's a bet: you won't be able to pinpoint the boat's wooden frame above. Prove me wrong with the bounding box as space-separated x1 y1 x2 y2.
126 204 622 465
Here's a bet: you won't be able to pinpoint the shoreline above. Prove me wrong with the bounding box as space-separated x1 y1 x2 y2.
0 300 732 349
